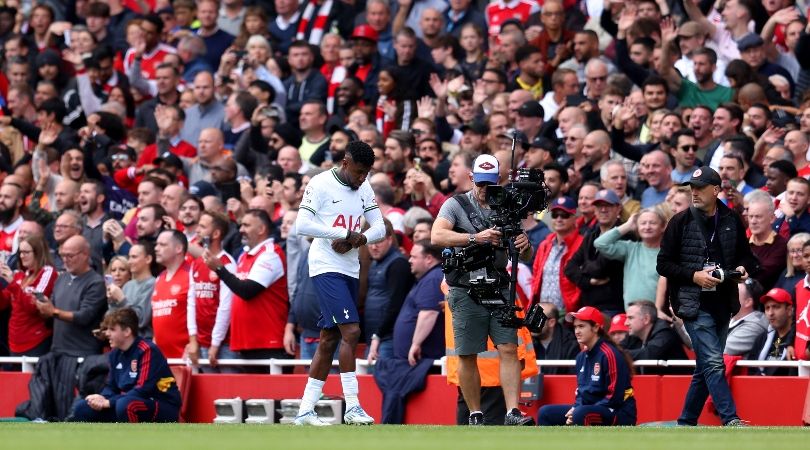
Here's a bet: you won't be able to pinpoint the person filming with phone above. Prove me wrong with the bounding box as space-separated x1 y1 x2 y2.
657 167 758 427
717 153 753 208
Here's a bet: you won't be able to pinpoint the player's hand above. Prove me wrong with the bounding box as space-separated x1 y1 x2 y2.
589 278 610 286
734 266 749 282
346 231 368 248
693 269 722 289
208 345 220 367
408 343 421 366
162 216 176 230
787 345 796 361
565 407 574 425
475 228 502 246
332 239 353 254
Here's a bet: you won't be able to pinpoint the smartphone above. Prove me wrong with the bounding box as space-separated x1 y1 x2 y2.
34 292 46 303
201 236 211 249
566 94 587 108
104 274 113 286
414 157 422 172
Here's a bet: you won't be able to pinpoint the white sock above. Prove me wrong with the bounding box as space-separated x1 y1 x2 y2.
470 410 483 416
298 377 325 415
340 371 359 409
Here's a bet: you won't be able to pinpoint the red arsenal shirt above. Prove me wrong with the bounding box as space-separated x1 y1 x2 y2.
230 238 289 352
191 252 236 348
151 261 196 358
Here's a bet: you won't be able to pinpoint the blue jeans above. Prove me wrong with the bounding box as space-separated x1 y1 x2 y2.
678 310 738 425
200 344 240 374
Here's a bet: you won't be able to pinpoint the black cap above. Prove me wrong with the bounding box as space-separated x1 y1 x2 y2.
328 124 358 141
498 128 530 150
460 120 489 136
153 151 184 170
517 101 544 118
529 136 558 157
737 33 764 52
273 123 302 149
189 181 218 198
682 167 722 188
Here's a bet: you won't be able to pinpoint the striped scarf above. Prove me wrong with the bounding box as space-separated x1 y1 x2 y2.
322 63 346 114
296 0 334 46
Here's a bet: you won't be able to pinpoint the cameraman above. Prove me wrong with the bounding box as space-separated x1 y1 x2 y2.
657 167 758 427
431 155 534 426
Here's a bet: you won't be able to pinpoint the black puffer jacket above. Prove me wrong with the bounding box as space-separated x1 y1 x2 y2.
657 202 759 320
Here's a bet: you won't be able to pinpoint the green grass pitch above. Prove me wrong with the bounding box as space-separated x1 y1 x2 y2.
0 424 806 450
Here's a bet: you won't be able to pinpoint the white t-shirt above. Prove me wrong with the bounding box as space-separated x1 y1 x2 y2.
297 168 385 278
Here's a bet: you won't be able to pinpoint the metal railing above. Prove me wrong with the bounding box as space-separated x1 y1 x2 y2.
1 356 808 375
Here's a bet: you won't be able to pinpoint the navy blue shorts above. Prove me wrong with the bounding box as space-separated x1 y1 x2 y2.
312 273 360 329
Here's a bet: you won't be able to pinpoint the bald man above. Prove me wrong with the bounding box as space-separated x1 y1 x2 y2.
181 71 226 147
184 128 249 184
640 150 673 208
581 130 611 184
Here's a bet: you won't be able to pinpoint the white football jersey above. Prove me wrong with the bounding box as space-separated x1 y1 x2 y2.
298 168 381 278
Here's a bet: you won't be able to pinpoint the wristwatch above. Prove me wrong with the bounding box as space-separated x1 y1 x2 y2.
468 234 476 245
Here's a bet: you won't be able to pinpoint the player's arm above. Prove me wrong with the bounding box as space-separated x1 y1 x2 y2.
361 185 386 244
296 183 350 240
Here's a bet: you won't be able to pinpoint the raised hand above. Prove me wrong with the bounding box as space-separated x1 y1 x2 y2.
617 3 638 33
428 73 448 99
38 124 59 147
417 96 436 120
660 16 678 43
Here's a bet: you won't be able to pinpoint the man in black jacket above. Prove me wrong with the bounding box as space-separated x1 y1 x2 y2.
532 303 579 375
657 167 759 427
621 300 688 374
564 189 625 316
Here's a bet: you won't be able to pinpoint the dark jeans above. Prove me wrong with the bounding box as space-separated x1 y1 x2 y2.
678 310 739 425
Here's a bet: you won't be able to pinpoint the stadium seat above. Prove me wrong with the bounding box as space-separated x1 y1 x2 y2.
245 399 275 424
213 398 243 424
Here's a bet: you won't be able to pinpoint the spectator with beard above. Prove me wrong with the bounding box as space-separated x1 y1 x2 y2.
580 131 612 185
330 76 367 127
79 180 112 270
324 127 355 168
688 106 715 159
104 203 168 263
180 72 225 148
0 183 24 254
52 210 102 273
384 130 416 193
748 288 797 376
179 196 203 246
669 129 701 184
29 178 79 230
350 25 390 104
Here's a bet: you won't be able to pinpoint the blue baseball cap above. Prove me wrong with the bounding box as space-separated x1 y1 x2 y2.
592 189 621 206
549 196 576 214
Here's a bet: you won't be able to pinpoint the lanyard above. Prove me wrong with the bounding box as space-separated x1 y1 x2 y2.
708 212 719 245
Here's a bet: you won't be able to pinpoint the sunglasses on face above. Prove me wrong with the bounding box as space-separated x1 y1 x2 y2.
679 145 698 153
551 211 572 219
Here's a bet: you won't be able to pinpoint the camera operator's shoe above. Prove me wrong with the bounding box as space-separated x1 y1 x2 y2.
468 412 484 426
293 410 332 426
504 408 534 426
344 405 375 425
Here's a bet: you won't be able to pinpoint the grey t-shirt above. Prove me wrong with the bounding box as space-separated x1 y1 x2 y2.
437 191 507 287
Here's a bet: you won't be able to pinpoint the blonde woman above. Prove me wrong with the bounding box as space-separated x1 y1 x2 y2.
594 209 667 310
775 232 810 300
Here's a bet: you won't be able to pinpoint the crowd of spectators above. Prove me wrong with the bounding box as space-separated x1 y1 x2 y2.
0 0 809 421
